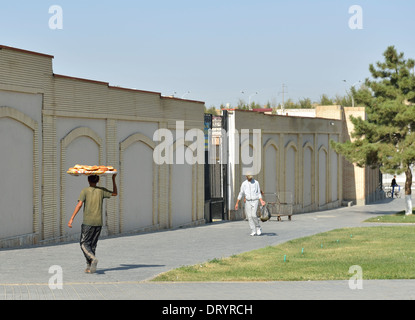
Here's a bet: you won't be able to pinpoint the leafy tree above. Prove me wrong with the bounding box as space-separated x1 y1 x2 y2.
331 46 415 214
334 94 353 107
234 99 263 110
205 106 218 115
276 98 314 109
236 99 250 110
320 94 334 105
249 101 262 109
281 98 297 109
299 97 313 109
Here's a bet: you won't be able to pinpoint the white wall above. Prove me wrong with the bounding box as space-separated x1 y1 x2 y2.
303 146 313 207
0 46 206 248
228 110 343 216
0 117 33 238
0 91 42 242
318 148 327 206
264 144 278 195
171 144 193 227
122 141 154 231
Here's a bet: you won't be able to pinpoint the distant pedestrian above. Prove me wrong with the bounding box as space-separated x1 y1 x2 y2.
68 174 118 273
235 174 266 236
391 175 398 198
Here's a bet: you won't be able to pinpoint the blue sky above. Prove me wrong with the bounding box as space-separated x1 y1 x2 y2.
1 0 415 107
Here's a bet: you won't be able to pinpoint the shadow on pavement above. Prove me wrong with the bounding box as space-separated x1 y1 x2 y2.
96 264 165 274
260 232 277 237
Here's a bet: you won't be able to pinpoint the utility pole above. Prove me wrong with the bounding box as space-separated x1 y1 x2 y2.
279 83 287 114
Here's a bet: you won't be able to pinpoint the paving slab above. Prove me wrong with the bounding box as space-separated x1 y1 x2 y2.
0 197 414 300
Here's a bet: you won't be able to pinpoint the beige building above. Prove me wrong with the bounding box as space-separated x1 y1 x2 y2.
0 45 205 248
227 105 381 219
0 45 380 248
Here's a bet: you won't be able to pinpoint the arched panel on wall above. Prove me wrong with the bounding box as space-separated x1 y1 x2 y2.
119 133 157 233
235 142 255 204
285 141 298 204
318 146 328 207
303 142 314 208
169 138 196 228
331 147 339 202
0 107 38 240
61 127 103 237
263 139 279 195
240 134 261 177
240 143 255 176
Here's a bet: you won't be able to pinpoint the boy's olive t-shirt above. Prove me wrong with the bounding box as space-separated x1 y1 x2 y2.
79 187 112 226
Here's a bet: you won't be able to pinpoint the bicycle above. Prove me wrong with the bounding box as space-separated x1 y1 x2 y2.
386 185 401 198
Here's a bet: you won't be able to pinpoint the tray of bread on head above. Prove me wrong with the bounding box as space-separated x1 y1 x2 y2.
67 164 118 176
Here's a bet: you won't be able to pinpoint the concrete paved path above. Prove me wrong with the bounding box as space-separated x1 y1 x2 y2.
1 197 414 300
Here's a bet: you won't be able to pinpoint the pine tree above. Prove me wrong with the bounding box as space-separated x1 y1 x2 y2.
331 46 415 214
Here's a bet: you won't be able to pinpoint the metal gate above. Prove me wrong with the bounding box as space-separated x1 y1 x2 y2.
204 111 228 222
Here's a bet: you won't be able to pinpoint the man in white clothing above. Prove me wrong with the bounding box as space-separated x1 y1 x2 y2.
235 174 266 236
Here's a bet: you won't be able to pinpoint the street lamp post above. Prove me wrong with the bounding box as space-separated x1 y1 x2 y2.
342 80 361 107
249 92 258 109
240 90 259 109
181 91 191 99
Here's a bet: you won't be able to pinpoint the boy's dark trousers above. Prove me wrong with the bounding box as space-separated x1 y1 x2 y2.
80 224 102 266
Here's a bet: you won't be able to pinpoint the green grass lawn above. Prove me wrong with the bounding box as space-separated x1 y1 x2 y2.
153 226 415 282
365 211 415 223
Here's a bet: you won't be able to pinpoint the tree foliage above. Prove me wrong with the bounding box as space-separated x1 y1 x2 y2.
205 106 218 115
331 46 415 195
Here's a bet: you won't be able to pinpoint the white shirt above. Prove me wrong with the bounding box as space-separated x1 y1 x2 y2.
238 179 262 201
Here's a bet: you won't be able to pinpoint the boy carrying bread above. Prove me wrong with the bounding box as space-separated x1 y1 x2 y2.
68 174 118 273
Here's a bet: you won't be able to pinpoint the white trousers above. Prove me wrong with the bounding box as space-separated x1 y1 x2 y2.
245 200 260 233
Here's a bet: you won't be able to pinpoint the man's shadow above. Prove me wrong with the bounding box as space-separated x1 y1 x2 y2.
96 264 164 274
